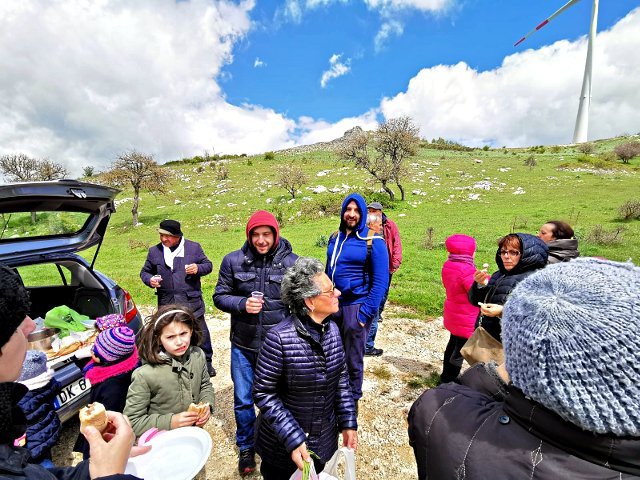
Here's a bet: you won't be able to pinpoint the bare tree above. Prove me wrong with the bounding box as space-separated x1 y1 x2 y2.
374 116 419 201
38 159 68 180
338 117 419 201
0 154 67 182
101 151 171 226
338 129 397 200
614 141 640 164
276 163 308 199
0 154 68 223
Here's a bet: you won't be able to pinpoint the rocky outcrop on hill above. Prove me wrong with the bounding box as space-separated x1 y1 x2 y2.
277 126 366 156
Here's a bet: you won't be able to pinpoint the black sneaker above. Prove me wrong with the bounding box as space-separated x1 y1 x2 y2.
207 365 217 377
238 448 256 476
364 348 383 356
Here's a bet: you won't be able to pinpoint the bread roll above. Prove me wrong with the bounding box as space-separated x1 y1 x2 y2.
79 402 109 433
188 402 210 417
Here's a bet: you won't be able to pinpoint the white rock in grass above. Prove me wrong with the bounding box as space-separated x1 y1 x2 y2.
174 199 181 205
227 203 236 207
468 193 481 200
473 181 492 190
311 185 328 194
266 198 273 204
398 213 406 217
513 187 526 195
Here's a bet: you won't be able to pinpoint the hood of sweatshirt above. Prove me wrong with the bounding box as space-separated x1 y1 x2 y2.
339 193 368 234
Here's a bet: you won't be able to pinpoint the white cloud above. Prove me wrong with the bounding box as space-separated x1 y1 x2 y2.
374 20 404 52
380 7 640 146
320 54 351 88
364 0 450 14
254 57 266 67
0 0 301 174
295 110 379 145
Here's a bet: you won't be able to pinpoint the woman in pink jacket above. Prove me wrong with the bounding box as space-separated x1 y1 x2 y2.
440 234 480 383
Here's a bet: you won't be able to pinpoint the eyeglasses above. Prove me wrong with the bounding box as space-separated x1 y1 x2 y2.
318 284 337 297
500 249 521 257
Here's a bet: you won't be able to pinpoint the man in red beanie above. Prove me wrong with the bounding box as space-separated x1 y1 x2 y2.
213 210 298 476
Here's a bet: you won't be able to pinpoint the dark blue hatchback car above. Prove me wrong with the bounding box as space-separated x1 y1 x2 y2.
0 179 141 422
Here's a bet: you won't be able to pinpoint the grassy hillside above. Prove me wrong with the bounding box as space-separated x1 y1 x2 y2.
54 137 640 317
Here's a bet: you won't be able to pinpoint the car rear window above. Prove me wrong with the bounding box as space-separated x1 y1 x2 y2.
0 211 90 241
17 264 72 287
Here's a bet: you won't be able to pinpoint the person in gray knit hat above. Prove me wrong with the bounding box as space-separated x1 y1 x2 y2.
408 258 640 479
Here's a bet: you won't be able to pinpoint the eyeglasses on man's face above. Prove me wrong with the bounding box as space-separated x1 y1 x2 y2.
499 249 521 257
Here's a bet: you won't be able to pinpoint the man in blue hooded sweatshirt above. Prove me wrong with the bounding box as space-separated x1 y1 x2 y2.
326 193 389 408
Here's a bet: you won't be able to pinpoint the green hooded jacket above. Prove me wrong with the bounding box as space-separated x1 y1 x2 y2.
124 346 215 437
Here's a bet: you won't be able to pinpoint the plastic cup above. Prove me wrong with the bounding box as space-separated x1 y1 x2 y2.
251 291 264 300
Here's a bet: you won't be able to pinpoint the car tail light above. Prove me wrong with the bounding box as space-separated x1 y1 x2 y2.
123 290 138 323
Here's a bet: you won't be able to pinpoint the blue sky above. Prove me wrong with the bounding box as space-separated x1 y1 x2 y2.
223 0 637 121
0 0 639 174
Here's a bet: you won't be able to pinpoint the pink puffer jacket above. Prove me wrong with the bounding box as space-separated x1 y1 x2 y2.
441 234 480 339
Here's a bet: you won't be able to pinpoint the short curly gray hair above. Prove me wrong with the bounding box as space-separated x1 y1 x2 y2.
281 257 324 318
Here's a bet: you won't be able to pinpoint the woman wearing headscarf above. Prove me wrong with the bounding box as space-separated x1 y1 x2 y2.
468 233 548 341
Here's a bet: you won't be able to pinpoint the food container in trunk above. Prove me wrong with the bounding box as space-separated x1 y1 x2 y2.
27 328 61 352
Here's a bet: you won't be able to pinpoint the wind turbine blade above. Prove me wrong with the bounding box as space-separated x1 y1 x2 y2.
514 0 583 46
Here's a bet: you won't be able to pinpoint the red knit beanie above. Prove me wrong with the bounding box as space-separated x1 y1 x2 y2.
246 210 280 251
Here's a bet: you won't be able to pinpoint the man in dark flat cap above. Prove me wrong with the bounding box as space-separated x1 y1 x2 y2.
140 219 215 376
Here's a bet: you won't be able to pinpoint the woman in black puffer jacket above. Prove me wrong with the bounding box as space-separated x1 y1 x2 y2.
253 257 357 480
468 233 548 341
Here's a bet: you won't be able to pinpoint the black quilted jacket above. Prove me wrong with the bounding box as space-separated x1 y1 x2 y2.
253 315 357 466
213 238 298 352
469 233 548 340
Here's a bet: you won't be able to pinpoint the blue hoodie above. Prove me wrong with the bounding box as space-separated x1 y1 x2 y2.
326 193 389 324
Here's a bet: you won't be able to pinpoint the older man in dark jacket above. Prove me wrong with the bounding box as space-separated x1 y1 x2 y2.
140 219 214 375
213 210 298 475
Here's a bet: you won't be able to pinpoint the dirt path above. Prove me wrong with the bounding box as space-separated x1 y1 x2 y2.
53 305 448 479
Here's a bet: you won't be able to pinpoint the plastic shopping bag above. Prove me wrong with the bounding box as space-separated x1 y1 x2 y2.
289 459 319 480
44 305 89 337
319 447 356 480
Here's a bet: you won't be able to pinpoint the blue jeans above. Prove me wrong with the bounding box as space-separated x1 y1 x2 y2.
366 273 392 351
333 304 373 400
231 344 258 450
365 312 379 352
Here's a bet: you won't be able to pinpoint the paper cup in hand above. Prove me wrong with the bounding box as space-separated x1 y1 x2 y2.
481 264 490 286
251 291 264 300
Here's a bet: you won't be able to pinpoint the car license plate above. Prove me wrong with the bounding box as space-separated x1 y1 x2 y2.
54 377 91 409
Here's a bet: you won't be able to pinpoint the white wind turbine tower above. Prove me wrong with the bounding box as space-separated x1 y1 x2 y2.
514 0 599 144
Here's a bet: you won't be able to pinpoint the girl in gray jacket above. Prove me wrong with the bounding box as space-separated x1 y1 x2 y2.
124 305 215 437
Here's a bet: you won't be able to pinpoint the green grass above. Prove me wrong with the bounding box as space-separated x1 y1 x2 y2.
7 137 640 318
406 371 440 390
371 365 392 381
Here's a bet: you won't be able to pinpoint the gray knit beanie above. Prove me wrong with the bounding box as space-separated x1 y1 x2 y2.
502 257 640 436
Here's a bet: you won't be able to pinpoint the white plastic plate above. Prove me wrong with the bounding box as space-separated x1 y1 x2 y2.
125 427 212 480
